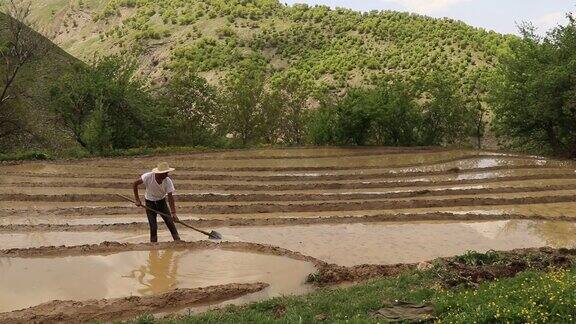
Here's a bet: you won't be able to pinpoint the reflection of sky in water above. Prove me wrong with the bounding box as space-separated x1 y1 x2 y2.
473 158 501 169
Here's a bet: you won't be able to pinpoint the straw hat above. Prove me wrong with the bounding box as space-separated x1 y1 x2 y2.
152 162 175 174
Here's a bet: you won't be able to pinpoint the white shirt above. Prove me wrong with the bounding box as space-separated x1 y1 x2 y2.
141 172 175 201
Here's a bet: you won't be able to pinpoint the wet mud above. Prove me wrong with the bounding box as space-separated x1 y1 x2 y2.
0 283 268 323
4 173 576 193
3 165 564 183
2 183 576 203
6 194 576 217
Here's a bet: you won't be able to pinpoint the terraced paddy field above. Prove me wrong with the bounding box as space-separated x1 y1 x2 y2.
2 147 576 322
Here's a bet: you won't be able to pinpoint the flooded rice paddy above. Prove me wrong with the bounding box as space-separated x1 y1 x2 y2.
0 249 315 313
2 220 576 266
2 147 576 319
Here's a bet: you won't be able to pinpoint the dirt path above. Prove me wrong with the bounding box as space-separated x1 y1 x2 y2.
0 283 269 324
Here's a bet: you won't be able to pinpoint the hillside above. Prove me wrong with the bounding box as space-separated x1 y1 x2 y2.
31 0 512 93
0 11 80 152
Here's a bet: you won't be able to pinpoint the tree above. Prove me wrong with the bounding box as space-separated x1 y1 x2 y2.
0 0 44 107
221 59 266 146
270 73 314 145
260 89 284 144
370 80 421 146
159 70 221 146
335 88 374 146
0 0 48 140
490 17 576 156
470 75 488 149
420 71 473 146
50 55 158 153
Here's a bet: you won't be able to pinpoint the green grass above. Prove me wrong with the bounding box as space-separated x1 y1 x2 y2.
437 269 576 323
0 150 53 162
136 265 576 323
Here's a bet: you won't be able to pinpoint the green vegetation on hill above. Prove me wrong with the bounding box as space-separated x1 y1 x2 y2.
0 9 79 152
35 0 510 94
20 0 511 154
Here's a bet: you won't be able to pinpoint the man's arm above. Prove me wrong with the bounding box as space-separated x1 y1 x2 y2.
133 179 143 206
167 192 178 221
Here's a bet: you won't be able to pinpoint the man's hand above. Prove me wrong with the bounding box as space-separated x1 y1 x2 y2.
172 214 179 222
135 199 143 207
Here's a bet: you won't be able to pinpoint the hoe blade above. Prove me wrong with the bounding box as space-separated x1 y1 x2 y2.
209 231 223 240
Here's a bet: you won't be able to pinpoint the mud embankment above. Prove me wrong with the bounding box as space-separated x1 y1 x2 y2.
5 173 576 191
0 212 565 233
7 194 576 216
4 165 555 182
0 283 269 324
312 247 576 286
0 241 327 266
3 183 576 203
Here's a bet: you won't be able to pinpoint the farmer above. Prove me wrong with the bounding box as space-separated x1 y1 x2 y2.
133 162 181 242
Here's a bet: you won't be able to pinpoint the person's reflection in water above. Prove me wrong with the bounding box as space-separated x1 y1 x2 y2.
125 250 180 295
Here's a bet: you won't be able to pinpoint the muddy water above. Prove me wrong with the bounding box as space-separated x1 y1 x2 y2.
394 202 576 218
0 249 315 313
0 231 144 249
201 220 576 266
397 189 576 201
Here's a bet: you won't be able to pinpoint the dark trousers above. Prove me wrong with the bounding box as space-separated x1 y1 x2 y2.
145 198 180 242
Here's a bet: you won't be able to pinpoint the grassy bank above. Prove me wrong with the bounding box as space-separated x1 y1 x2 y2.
136 250 576 323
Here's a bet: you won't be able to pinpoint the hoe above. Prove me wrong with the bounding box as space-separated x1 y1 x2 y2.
117 194 223 240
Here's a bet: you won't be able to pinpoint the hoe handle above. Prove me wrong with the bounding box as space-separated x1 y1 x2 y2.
116 194 212 237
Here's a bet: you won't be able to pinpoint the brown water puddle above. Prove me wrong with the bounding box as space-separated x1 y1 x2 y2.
0 249 315 313
203 220 576 266
0 231 145 249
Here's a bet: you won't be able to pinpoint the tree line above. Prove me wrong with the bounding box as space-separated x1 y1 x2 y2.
49 54 486 154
